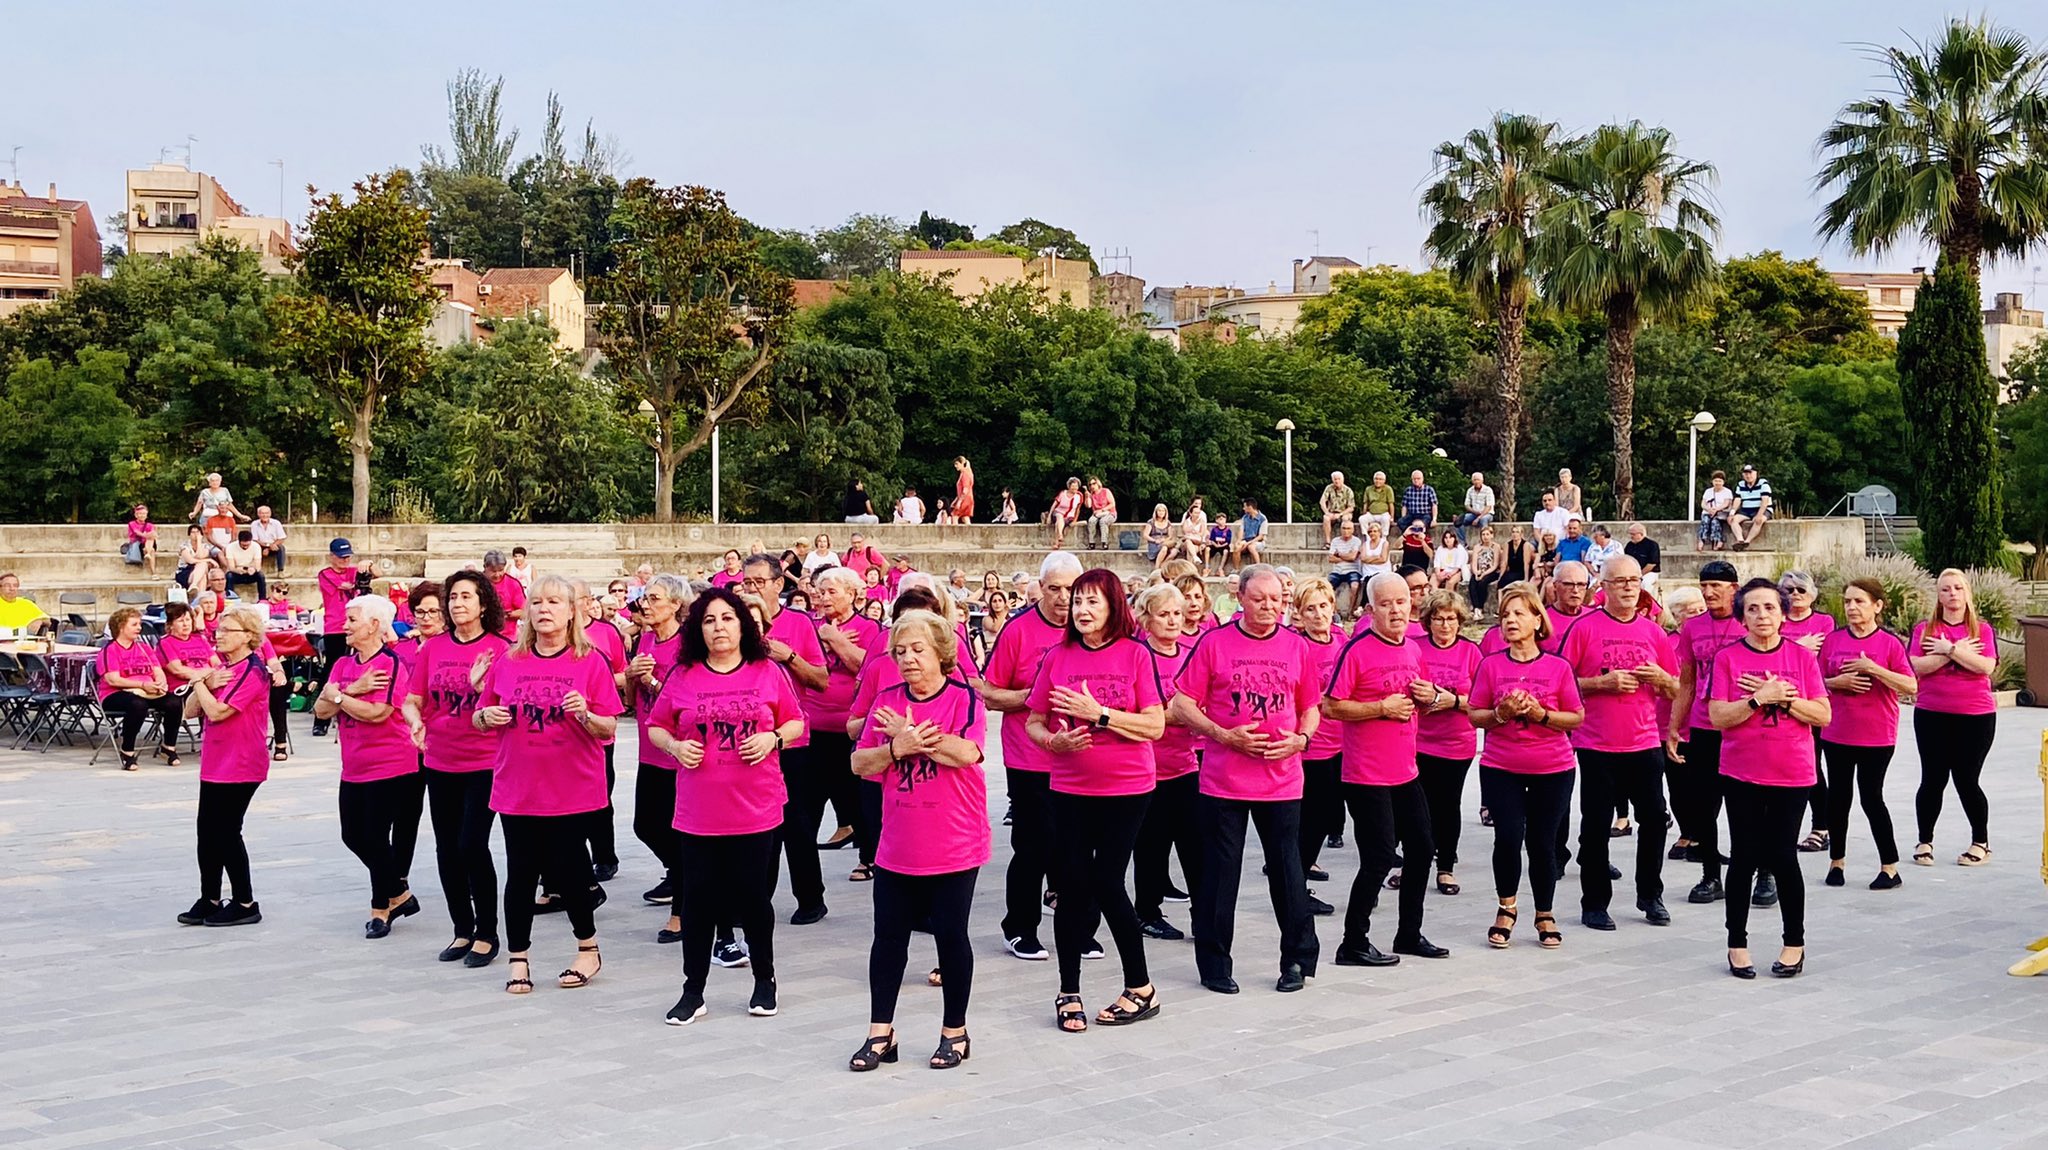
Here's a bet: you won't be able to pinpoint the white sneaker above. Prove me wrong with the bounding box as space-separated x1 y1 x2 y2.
1005 936 1050 961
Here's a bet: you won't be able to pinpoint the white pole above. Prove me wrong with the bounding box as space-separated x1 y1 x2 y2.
1283 428 1294 524
1687 426 1698 522
310 466 318 525
711 422 721 525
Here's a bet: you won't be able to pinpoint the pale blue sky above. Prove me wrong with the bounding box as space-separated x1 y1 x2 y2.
11 2 2047 300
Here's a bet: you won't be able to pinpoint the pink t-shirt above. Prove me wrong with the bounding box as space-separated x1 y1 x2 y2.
1782 612 1835 646
710 569 744 590
1415 636 1483 760
803 612 885 730
316 565 356 636
1148 641 1199 781
1484 608 1589 657
632 627 687 766
1559 609 1677 753
329 646 416 784
1819 626 1911 747
1027 637 1162 797
1910 620 1998 716
1176 622 1321 801
649 659 802 837
1326 630 1421 786
763 607 826 748
584 618 628 747
1470 651 1584 774
1711 639 1826 787
984 607 1067 775
1675 610 1747 731
491 576 528 643
127 519 156 543
1088 487 1115 515
390 634 422 677
157 631 218 677
405 631 510 773
482 646 627 816
95 639 163 701
1299 628 1349 761
856 678 990 876
198 655 273 784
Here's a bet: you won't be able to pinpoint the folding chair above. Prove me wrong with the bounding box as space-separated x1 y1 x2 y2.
115 590 154 608
0 653 32 735
9 653 72 751
57 591 98 635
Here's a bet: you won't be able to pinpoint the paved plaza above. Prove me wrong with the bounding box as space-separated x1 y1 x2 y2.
4 707 2048 1149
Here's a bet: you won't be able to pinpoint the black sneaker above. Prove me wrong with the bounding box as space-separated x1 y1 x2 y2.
177 897 220 926
204 901 262 927
790 904 828 926
1080 938 1106 960
593 863 619 883
1005 935 1049 961
748 980 778 1017
665 991 708 1026
1140 918 1185 941
1752 875 1778 907
644 878 674 904
1326 834 1344 850
1162 884 1189 903
1687 878 1724 904
712 938 751 968
1306 893 1335 916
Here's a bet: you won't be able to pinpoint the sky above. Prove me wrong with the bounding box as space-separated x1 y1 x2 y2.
10 2 2048 303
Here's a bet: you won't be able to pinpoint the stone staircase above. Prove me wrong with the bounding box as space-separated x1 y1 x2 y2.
421 525 623 581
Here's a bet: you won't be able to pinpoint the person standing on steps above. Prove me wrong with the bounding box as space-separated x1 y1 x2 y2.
1666 561 1748 907
1817 578 1915 891
1169 565 1323 995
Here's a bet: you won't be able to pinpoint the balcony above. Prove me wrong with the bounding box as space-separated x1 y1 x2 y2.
0 259 59 277
135 213 199 230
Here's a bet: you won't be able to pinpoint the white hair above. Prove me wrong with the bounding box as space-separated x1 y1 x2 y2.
815 566 865 594
1366 571 1407 602
895 571 939 596
346 593 396 632
1040 550 1083 581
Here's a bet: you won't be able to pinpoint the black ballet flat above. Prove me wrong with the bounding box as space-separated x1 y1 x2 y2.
387 895 420 921
463 937 499 968
437 937 474 962
1824 868 1846 888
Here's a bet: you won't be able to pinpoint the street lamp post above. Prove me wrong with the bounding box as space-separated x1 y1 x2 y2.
1687 410 1717 521
711 422 721 525
1276 419 1296 524
309 466 318 525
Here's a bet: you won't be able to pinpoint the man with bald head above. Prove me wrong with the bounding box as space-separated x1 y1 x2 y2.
1558 555 1680 929
1170 564 1323 994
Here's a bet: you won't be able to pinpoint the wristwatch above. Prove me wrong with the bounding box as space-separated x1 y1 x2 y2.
1747 697 1762 711
1094 710 1113 730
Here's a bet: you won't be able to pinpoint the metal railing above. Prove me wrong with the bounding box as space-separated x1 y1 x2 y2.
0 259 59 276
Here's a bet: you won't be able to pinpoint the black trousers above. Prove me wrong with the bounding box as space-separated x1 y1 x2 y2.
872 867 977 1028
501 812 599 953
338 774 419 909
1418 753 1472 873
859 778 883 868
676 830 777 995
196 780 260 903
1001 767 1054 942
103 690 182 753
777 747 826 911
635 761 682 882
812 730 864 850
1480 766 1573 910
1723 777 1806 949
390 768 424 885
424 767 498 940
1913 709 1996 844
1193 794 1319 981
1051 790 1151 995
1576 748 1667 910
1683 727 1726 881
268 681 290 747
1134 772 1201 921
1468 573 1499 615
1805 729 1828 833
585 745 619 870
1823 741 1899 865
1298 755 1343 872
1342 779 1433 947
312 633 348 699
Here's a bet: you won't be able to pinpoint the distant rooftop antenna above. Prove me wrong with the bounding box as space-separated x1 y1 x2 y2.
6 146 18 184
1103 247 1133 276
1309 228 1320 256
183 136 197 167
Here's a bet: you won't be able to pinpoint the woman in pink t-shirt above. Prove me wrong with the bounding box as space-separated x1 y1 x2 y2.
401 571 510 967
710 549 745 590
627 574 692 938
646 587 805 1027
95 607 178 772
314 594 421 941
1817 577 1915 891
1908 568 2000 868
1025 569 1165 1034
1778 570 1836 853
810 566 884 884
1293 580 1349 890
1173 573 1218 638
1709 578 1831 979
1413 590 1481 897
1468 583 1585 951
475 574 625 994
174 606 273 928
1132 583 1201 940
848 610 989 1071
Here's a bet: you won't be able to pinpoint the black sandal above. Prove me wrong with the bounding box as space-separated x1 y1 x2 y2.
505 956 533 995
849 1032 898 1071
558 942 601 988
1534 913 1562 949
926 967 943 987
1487 904 1518 949
1095 985 1160 1026
155 745 181 768
929 1031 971 1069
849 864 874 882
1797 830 1828 853
1479 807 1494 827
118 749 140 772
271 741 289 762
1436 873 1460 896
1054 993 1088 1033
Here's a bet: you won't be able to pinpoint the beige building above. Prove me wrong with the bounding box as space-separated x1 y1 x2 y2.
479 267 585 352
1092 271 1146 320
0 182 101 317
1142 283 1246 326
125 163 292 273
1205 281 1317 339
1829 269 1924 338
1292 255 1362 293
899 249 1095 305
1984 291 2047 381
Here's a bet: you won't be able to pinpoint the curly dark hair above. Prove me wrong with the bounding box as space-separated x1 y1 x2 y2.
682 585 767 666
441 569 505 636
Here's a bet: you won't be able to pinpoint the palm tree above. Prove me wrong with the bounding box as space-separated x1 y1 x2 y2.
1816 17 2048 279
1536 122 1720 520
1421 112 1562 520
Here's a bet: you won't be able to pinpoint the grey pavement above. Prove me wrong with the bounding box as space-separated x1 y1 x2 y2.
4 707 2048 1149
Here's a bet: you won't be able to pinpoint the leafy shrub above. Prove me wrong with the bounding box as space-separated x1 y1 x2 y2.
1963 567 2026 635
387 481 437 525
1993 650 2027 693
1812 553 1934 635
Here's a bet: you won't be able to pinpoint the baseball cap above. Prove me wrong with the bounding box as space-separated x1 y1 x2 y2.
1699 560 1739 583
329 538 353 558
1740 463 1757 472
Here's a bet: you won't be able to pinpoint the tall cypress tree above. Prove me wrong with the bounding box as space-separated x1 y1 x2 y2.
1895 262 2002 570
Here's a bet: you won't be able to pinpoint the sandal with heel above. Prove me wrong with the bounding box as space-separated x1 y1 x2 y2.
1487 904 1518 949
1436 872 1460 896
1958 843 1991 867
1095 985 1160 1026
929 1031 971 1069
558 942 601 988
118 749 140 772
505 956 533 995
1534 912 1562 949
1913 843 1934 867
849 1032 898 1071
1054 993 1088 1033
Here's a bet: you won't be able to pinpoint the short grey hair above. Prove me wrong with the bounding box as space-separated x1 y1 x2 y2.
1366 570 1407 602
647 573 693 606
1240 563 1281 594
815 566 865 594
1778 569 1818 597
1040 550 1083 581
482 549 508 568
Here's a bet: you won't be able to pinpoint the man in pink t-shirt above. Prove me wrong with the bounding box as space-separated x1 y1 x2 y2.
1169 565 1322 994
1558 555 1679 929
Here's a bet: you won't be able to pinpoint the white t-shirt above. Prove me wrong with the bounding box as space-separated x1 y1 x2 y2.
226 541 265 573
1328 535 1365 576
895 497 925 524
1433 545 1470 576
1533 507 1572 544
1701 486 1735 516
803 550 839 575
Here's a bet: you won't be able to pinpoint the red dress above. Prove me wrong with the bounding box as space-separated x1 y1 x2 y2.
952 467 975 520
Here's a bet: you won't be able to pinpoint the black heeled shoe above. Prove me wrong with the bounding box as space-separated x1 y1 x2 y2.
929 1031 971 1069
1728 954 1756 980
118 749 140 772
1771 952 1805 979
849 1032 898 1071
154 745 181 768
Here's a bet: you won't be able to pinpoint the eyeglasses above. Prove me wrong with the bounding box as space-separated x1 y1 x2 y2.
1555 581 1589 590
1605 577 1641 587
741 576 776 588
414 607 444 616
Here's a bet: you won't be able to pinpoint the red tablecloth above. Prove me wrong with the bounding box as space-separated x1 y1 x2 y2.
267 630 318 659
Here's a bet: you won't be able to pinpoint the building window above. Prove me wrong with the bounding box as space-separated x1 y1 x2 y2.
1880 287 1901 305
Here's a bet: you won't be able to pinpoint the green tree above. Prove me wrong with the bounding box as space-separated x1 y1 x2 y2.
271 171 438 523
423 68 519 178
990 218 1092 268
1896 262 2003 569
1783 359 1912 507
1420 111 1562 518
1998 390 2048 576
0 351 135 522
725 339 900 519
815 213 916 279
1537 121 1721 519
915 211 974 247
591 180 794 521
1704 251 1892 365
750 226 825 280
1999 335 2048 401
1294 266 1481 450
1816 17 2048 279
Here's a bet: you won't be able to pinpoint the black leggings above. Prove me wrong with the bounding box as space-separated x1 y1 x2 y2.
501 812 599 954
1723 777 1807 949
1479 766 1573 910
871 867 978 1028
1822 741 1898 866
1913 709 1995 845
337 774 418 909
1682 727 1726 881
1298 755 1343 872
196 780 260 903
859 778 883 868
1806 729 1828 833
1342 779 1433 947
1418 753 1472 873
268 681 290 747
586 745 619 870
312 633 348 699
103 690 182 753
777 744 825 911
676 830 777 995
1134 771 1201 921
634 762 681 881
390 769 424 885
1051 790 1151 995
424 767 498 939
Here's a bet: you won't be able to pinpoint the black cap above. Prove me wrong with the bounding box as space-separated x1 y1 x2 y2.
1699 560 1739 583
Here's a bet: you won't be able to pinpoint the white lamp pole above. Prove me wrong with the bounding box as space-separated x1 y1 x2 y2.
1687 410 1717 520
711 422 721 525
1276 418 1296 523
309 466 318 525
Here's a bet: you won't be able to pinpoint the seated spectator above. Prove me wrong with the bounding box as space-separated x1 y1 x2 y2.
804 533 840 575
894 486 926 524
1319 471 1355 544
1205 515 1233 576
507 546 535 588
1360 471 1397 536
249 505 287 573
1468 525 1502 616
1179 497 1210 564
0 573 49 635
1048 477 1083 548
1623 521 1662 588
1536 531 1561 585
1554 518 1593 566
1399 470 1438 533
1082 476 1118 550
1553 468 1584 516
1230 497 1269 569
265 580 297 619
861 565 888 603
841 478 880 524
1731 463 1773 550
1431 528 1469 591
887 552 916 594
1531 490 1571 548
1698 470 1735 551
1398 519 1433 570
224 530 268 600
711 549 745 589
1458 472 1495 542
994 488 1020 524
947 568 973 602
1587 524 1623 575
1144 503 1173 566
1327 516 1365 617
174 525 218 591
124 503 161 575
1359 518 1393 580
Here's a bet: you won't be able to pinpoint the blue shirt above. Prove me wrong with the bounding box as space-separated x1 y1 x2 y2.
1240 512 1268 541
1400 485 1437 521
1555 535 1594 565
